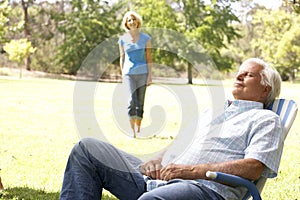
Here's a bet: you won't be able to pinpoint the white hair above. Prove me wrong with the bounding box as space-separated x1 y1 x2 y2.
240 58 282 108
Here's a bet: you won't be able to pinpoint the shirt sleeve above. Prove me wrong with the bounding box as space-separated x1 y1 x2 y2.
141 33 151 44
244 111 284 178
118 37 124 46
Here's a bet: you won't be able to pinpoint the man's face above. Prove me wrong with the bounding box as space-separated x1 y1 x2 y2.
232 62 270 103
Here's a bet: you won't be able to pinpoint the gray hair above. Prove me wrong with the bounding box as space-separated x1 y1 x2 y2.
240 58 282 108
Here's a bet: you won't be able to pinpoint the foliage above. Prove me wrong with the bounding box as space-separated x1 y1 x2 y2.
246 6 300 80
53 0 124 75
0 0 23 44
274 16 300 80
3 38 35 63
223 3 300 80
2 0 300 81
120 0 241 82
0 0 10 44
25 2 63 73
128 0 183 71
174 0 241 72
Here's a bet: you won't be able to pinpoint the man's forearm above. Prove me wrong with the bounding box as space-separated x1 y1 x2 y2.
199 158 264 181
160 158 264 181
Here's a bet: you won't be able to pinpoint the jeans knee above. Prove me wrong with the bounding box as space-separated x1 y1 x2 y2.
80 137 98 146
71 138 101 156
138 192 159 200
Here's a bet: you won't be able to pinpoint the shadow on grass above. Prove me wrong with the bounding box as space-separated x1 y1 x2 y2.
0 187 117 200
0 187 59 200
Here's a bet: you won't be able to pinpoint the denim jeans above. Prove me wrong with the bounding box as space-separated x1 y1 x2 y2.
123 74 148 119
60 138 225 200
59 138 145 200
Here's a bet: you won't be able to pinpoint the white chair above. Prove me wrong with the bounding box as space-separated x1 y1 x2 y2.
206 99 298 200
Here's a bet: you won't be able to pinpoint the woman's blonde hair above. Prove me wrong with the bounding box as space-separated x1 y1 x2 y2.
121 11 142 31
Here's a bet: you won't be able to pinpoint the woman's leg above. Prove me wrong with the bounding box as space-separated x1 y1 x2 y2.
60 138 146 200
135 74 148 119
123 75 138 136
123 75 137 118
133 74 148 132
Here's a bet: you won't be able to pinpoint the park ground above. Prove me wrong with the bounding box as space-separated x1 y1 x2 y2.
0 68 299 200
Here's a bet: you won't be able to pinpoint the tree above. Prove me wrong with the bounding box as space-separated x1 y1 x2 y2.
173 0 241 83
20 0 34 71
0 0 11 44
28 1 65 73
127 0 183 78
275 18 300 81
249 6 300 81
123 0 241 83
0 0 23 44
54 0 123 75
3 38 36 78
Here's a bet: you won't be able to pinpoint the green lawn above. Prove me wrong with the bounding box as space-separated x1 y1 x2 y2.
0 77 299 199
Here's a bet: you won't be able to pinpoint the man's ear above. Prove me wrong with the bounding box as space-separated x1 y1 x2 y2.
263 85 271 97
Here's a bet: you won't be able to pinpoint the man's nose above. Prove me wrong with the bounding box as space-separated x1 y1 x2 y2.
236 72 244 80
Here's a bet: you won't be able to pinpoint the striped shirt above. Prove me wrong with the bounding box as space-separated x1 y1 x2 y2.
146 100 283 199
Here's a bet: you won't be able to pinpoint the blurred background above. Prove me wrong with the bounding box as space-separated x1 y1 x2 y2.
0 0 299 83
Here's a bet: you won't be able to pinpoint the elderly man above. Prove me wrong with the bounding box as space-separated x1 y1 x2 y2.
60 58 283 200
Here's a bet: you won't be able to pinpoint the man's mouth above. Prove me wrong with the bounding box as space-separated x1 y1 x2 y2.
234 82 243 87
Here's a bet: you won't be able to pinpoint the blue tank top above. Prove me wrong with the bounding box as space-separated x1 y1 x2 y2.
118 32 151 75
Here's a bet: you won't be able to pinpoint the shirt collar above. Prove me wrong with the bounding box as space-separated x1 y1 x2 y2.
225 99 264 110
223 100 264 120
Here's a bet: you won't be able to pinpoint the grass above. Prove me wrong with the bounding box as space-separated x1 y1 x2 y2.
0 76 299 199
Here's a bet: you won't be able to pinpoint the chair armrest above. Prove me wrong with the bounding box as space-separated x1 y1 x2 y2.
206 171 262 200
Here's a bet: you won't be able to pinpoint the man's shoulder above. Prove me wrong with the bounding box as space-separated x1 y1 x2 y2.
247 108 280 121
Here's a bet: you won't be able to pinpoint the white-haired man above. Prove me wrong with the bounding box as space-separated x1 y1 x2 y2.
60 58 283 200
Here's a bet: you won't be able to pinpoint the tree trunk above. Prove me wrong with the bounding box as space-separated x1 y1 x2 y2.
25 57 31 71
21 0 31 71
188 62 193 84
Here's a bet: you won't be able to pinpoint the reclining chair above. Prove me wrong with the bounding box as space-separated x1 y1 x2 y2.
206 99 298 200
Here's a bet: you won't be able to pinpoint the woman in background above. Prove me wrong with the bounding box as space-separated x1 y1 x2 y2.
118 11 152 138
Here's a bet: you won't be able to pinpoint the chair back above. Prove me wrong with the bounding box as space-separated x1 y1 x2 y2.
242 99 298 200
268 99 298 139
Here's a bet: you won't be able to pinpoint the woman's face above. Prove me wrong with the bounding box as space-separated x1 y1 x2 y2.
126 15 138 30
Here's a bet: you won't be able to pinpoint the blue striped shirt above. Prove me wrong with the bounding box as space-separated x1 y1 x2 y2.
147 100 283 199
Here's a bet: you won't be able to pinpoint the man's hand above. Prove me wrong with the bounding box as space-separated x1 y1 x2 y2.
160 163 198 181
140 159 163 179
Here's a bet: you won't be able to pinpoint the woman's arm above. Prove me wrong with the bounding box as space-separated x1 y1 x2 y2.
145 39 152 85
119 44 125 75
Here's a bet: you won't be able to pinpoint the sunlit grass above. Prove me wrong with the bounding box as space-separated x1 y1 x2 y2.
0 77 299 199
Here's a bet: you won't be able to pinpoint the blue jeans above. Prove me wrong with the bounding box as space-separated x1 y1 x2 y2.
123 74 148 119
60 138 224 200
59 138 145 200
